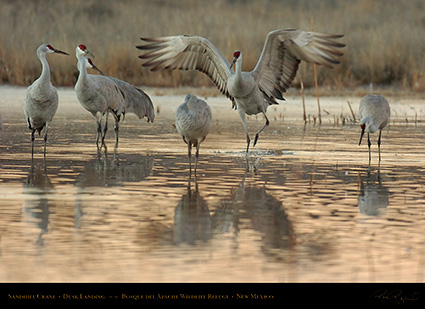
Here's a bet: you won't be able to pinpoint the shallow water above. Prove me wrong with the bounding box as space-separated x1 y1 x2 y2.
1 87 425 282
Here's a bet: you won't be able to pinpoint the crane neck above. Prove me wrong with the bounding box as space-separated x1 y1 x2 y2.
232 59 243 88
76 54 88 84
36 52 52 89
235 59 242 78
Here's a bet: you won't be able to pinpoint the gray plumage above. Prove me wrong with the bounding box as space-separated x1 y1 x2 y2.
137 29 345 152
107 77 155 123
75 49 124 149
358 94 391 164
24 44 69 156
75 45 154 150
175 94 212 171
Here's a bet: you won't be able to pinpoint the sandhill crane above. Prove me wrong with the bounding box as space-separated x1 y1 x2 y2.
358 94 391 164
75 45 154 150
175 94 212 172
24 44 69 156
137 29 345 152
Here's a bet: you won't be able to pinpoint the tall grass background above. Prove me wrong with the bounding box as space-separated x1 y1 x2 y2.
1 0 425 92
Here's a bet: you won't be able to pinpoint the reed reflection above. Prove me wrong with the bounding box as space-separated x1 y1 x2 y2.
22 160 54 245
358 171 389 216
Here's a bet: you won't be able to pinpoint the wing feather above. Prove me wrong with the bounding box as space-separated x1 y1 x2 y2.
251 29 345 100
137 35 234 100
137 30 344 105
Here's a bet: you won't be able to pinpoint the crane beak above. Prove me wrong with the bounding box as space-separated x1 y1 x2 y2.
230 57 237 69
84 49 95 58
359 126 365 145
91 64 104 75
54 48 69 56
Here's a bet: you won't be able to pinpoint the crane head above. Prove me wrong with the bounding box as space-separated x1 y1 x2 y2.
86 58 104 75
41 44 69 56
77 44 95 58
230 50 242 69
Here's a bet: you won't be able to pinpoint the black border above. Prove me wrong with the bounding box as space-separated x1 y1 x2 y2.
2 283 424 306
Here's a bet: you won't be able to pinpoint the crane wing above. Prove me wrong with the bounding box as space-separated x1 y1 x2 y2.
88 75 126 115
107 77 155 123
251 29 345 101
136 35 234 101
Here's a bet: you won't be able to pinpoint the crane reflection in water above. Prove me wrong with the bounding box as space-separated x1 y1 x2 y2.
358 171 389 216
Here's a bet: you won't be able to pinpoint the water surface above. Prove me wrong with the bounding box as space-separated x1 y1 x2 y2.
1 87 425 282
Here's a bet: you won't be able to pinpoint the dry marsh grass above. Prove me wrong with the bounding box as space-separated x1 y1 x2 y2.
1 0 425 92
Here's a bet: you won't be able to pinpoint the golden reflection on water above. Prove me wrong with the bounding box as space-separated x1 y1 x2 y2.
1 90 425 282
1 143 425 282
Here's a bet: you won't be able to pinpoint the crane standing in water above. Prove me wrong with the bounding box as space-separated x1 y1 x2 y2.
75 45 154 151
175 94 212 172
24 44 69 156
358 94 391 164
137 29 345 152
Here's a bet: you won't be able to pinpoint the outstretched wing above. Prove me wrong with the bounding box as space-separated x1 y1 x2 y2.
136 35 234 101
251 29 345 101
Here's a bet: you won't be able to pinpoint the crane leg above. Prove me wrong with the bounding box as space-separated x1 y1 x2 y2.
43 122 49 157
95 112 103 149
194 142 200 173
112 112 119 149
238 108 250 153
101 111 109 150
253 112 270 147
31 129 36 157
367 132 371 165
377 129 382 162
188 142 192 173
